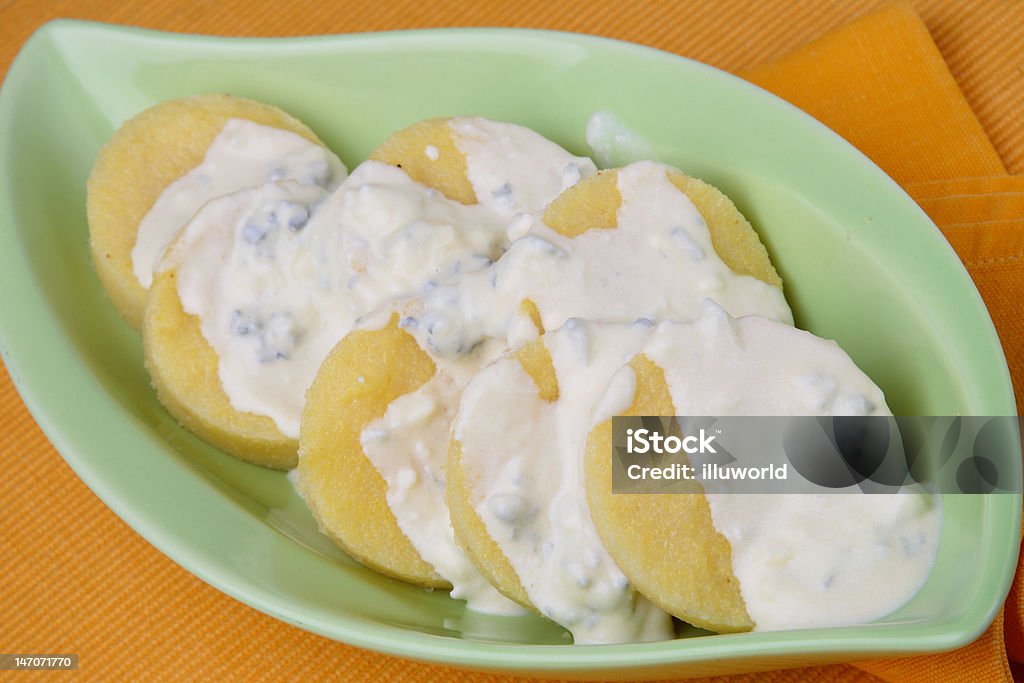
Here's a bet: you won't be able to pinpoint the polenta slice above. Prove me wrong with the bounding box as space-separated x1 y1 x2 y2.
447 321 679 644
582 309 897 633
299 314 447 585
144 181 328 470
368 118 476 205
88 94 339 329
583 353 753 633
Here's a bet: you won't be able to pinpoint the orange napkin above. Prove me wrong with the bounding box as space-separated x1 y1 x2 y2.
742 5 1022 681
743 3 1006 184
0 1 1021 682
909 178 1024 418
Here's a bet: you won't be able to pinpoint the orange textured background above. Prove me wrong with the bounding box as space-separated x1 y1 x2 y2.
1 1 1022 681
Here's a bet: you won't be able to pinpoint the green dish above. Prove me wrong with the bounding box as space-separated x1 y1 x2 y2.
0 20 1019 679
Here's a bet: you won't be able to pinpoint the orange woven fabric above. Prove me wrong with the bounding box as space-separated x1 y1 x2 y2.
1 1 1021 682
911 181 1024 421
742 2 1005 184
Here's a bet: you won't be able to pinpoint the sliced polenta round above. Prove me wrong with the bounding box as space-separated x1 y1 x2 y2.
368 118 476 205
446 335 558 610
298 313 448 585
448 321 679 643
295 302 558 593
140 116 489 470
582 306 908 633
144 270 299 469
541 165 783 288
144 181 330 469
87 93 344 329
583 352 753 633
369 116 596 214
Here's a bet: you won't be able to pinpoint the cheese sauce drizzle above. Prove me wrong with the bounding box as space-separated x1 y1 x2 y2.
397 161 791 360
607 303 942 631
455 320 674 643
134 119 347 288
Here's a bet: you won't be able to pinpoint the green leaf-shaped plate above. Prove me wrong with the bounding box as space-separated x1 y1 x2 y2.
0 20 1018 679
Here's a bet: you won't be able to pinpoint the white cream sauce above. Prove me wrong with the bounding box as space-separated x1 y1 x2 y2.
165 181 336 434
585 110 655 169
134 118 347 288
454 320 674 643
164 118 593 439
400 161 792 360
704 492 940 630
614 303 942 631
359 160 790 634
361 373 525 615
451 118 593 216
